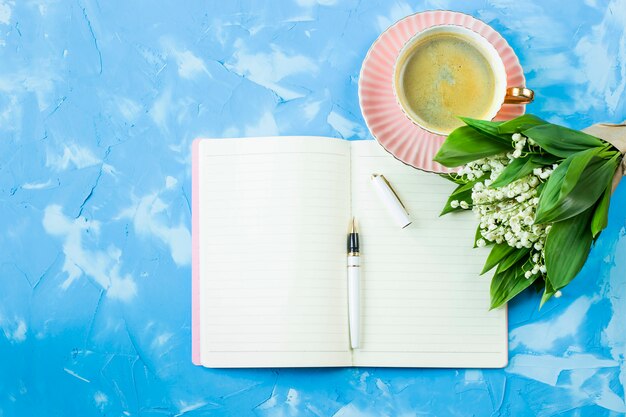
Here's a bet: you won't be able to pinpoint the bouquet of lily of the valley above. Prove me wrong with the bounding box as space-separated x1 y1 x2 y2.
434 114 625 309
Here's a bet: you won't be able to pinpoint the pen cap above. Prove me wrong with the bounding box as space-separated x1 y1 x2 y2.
371 174 411 229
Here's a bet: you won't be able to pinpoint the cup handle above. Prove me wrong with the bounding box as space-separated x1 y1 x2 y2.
504 87 534 104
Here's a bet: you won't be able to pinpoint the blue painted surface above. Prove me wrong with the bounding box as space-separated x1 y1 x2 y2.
0 0 625 415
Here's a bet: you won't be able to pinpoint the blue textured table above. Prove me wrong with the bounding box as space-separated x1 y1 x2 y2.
1 1 625 415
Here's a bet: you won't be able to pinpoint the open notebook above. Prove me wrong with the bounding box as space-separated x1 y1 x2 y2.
192 137 507 368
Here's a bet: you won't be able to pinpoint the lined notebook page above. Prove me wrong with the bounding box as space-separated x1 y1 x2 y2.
350 141 507 368
197 137 352 367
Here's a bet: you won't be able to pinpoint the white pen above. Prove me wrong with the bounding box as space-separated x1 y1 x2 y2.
347 217 360 349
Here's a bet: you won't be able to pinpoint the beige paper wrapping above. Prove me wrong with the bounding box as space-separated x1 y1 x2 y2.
583 121 626 192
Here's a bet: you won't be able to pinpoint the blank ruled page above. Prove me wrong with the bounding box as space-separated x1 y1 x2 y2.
197 137 352 367
350 141 507 368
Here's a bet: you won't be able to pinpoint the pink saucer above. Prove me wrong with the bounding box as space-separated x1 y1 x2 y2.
358 11 526 173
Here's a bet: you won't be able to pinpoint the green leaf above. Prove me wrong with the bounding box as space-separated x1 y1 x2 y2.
481 243 516 275
535 180 547 197
474 225 481 247
496 247 531 273
458 117 510 145
440 181 473 215
539 279 555 309
439 173 466 185
497 114 548 134
450 179 478 196
591 182 612 238
534 158 571 222
491 156 544 188
491 156 531 188
544 207 594 290
473 225 492 248
530 277 545 293
531 154 561 166
523 124 605 158
535 155 619 224
433 126 511 167
559 147 602 198
490 263 538 309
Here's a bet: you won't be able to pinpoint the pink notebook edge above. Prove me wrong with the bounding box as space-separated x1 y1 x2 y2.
192 138 201 365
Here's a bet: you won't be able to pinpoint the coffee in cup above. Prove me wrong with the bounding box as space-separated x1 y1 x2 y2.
393 25 533 135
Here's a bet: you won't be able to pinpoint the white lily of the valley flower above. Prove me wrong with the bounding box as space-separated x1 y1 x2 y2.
454 140 552 287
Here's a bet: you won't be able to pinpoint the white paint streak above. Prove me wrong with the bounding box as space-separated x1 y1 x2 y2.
63 368 91 383
226 43 318 100
222 126 240 137
604 225 626 406
0 316 27 343
175 401 207 416
150 88 172 133
22 180 54 190
257 394 277 410
102 163 117 177
482 0 569 45
0 70 58 111
327 110 366 139
510 296 595 351
0 1 13 25
165 176 178 189
286 388 300 409
46 144 101 171
375 379 390 397
118 194 191 266
332 403 380 417
376 2 414 32
244 111 279 137
0 95 19 132
175 50 209 79
302 100 322 121
43 205 137 301
523 52 586 88
507 353 617 386
160 39 210 79
11 320 26 342
574 0 626 113
357 371 370 393
152 332 173 349
94 391 108 409
594 372 626 412
481 0 626 115
464 370 483 383
115 96 142 121
296 0 337 6
176 51 209 78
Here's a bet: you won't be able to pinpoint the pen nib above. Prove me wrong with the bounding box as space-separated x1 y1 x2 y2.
350 217 358 234
347 217 360 254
